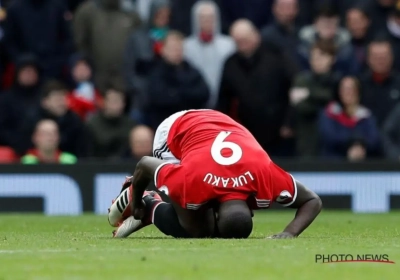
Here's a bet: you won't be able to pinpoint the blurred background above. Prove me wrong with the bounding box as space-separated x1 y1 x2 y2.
1 0 400 163
0 0 400 214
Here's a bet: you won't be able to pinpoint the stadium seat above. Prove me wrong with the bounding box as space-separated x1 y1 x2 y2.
0 146 19 163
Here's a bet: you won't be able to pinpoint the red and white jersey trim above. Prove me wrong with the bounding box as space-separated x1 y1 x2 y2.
280 174 298 207
154 162 173 187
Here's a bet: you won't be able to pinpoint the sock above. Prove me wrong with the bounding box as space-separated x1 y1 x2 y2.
152 203 191 238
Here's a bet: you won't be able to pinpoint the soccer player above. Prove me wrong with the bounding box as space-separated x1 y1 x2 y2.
109 110 322 238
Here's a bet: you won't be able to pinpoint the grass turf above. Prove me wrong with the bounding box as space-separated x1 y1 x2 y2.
0 211 398 280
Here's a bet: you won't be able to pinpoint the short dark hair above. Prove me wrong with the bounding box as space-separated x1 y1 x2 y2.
368 37 393 54
41 80 68 99
104 87 126 99
312 39 337 57
165 30 185 42
347 6 369 19
217 201 253 239
315 5 339 19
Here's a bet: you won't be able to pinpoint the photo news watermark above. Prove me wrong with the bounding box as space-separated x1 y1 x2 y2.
315 254 395 264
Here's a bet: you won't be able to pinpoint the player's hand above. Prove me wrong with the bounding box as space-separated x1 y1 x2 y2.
268 232 295 239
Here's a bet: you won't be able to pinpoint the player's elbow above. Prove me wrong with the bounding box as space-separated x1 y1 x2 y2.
136 156 152 170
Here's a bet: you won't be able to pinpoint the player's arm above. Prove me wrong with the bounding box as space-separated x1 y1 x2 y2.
131 156 168 219
271 181 322 239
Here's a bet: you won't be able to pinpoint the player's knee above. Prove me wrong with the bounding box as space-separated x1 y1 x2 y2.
217 201 253 239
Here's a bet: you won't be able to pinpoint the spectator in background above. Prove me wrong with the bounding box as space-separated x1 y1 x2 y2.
145 31 210 130
169 0 206 36
68 0 85 13
362 0 396 34
219 0 274 32
86 88 136 159
382 1 400 71
23 81 87 157
295 0 359 27
21 119 77 164
359 38 400 127
0 55 42 154
346 7 372 71
134 0 155 22
289 40 339 157
73 0 141 92
261 0 301 71
67 54 103 120
298 5 360 76
319 76 380 161
217 19 292 156
126 125 154 160
0 0 6 83
124 0 171 122
184 0 235 109
4 0 72 80
382 102 400 160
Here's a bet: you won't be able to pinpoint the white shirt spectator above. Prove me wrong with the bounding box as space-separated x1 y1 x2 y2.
184 0 235 108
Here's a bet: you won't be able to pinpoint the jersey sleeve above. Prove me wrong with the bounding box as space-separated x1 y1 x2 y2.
154 163 186 207
270 163 298 207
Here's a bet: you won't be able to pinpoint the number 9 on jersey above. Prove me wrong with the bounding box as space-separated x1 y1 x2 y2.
211 132 243 165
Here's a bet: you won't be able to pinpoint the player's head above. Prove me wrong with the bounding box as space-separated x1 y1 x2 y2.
217 200 253 239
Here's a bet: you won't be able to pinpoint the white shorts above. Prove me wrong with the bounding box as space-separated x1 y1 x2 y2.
152 110 186 163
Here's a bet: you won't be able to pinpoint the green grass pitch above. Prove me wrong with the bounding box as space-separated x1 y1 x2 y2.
0 211 398 280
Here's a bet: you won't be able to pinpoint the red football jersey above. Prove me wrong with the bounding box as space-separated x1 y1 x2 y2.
153 110 297 210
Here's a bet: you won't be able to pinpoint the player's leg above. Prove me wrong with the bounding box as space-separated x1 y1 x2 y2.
216 200 253 239
145 194 215 238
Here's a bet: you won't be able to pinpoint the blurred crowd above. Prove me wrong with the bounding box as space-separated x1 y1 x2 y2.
0 0 400 163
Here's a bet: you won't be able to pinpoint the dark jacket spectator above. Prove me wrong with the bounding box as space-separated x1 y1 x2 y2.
73 0 141 92
382 103 400 160
289 40 339 157
359 38 400 127
22 81 87 157
146 31 210 130
381 4 400 71
217 20 292 155
68 0 85 13
261 0 301 72
184 0 235 109
346 7 373 72
0 55 42 154
67 53 103 120
86 88 136 159
360 0 396 35
219 0 274 32
319 76 380 160
296 0 359 27
4 0 72 80
169 0 199 36
298 5 360 76
124 0 170 115
0 1 6 82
